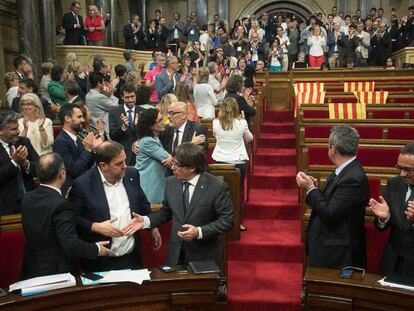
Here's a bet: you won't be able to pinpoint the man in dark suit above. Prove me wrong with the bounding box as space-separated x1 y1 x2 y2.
123 14 146 50
337 24 360 67
296 125 369 269
109 83 142 166
0 110 38 215
20 153 112 280
69 141 161 272
370 141 414 278
159 101 208 154
123 143 234 267
154 56 182 101
62 1 84 45
370 22 391 66
52 104 100 196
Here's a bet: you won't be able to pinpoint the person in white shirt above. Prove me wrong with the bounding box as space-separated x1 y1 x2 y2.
212 97 253 231
308 25 326 67
193 66 217 119
207 62 227 102
4 72 19 108
276 26 290 71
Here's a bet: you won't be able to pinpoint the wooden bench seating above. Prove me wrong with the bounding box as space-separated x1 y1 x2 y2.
324 93 414 103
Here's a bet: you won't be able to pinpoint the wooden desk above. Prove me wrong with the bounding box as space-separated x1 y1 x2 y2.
0 270 221 311
303 267 414 311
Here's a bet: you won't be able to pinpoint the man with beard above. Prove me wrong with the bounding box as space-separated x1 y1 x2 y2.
53 104 103 196
0 110 38 215
370 141 414 280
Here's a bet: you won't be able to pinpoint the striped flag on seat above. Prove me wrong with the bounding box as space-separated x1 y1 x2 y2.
328 103 367 119
295 91 326 105
353 91 388 104
294 82 324 95
344 81 375 92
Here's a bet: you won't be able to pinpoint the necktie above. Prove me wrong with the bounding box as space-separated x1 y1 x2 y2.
172 129 180 152
183 182 190 214
127 110 134 128
323 171 337 192
406 185 414 203
9 143 26 200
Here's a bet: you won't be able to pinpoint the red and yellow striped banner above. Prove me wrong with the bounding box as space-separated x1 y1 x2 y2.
344 81 375 92
328 103 367 119
353 91 388 104
295 91 326 106
294 82 324 95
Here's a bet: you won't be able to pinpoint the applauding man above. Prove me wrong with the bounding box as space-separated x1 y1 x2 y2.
370 142 414 279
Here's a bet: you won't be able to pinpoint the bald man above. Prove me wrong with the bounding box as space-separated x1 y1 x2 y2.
159 101 208 154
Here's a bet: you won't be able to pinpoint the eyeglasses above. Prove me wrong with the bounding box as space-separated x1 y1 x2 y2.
171 160 184 168
395 164 414 174
123 95 136 100
167 111 185 116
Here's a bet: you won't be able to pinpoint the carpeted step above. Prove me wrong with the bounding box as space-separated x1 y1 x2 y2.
244 201 300 220
263 110 294 122
229 220 303 262
251 172 296 189
255 148 297 166
260 122 295 134
228 261 302 311
259 133 296 148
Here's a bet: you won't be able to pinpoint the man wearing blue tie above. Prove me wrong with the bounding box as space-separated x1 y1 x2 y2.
109 83 143 166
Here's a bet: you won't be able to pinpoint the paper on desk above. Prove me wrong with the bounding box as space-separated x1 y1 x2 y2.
378 277 414 291
9 273 76 294
100 269 151 285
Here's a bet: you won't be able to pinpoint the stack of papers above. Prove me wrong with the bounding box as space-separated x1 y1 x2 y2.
80 269 151 286
378 277 414 291
9 273 76 296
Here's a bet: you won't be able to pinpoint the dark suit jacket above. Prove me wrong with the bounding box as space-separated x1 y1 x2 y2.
20 186 98 280
159 120 208 154
108 105 143 166
123 24 146 50
337 35 360 66
371 31 391 66
306 159 369 269
68 167 152 271
0 137 38 215
62 12 84 45
52 130 94 196
154 71 182 101
225 92 257 126
374 176 414 277
148 172 234 267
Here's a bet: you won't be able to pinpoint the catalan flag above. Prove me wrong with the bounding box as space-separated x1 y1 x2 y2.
294 82 324 95
344 81 375 92
328 103 367 119
353 91 388 104
295 91 326 106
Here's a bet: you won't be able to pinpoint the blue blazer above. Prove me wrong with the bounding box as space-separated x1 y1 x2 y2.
154 71 182 102
52 130 94 196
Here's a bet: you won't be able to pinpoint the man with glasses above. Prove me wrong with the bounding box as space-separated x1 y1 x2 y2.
296 125 368 269
154 56 182 102
370 141 414 279
159 101 208 155
122 143 234 268
62 1 84 45
109 83 141 166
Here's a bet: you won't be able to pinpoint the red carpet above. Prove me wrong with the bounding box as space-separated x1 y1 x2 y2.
228 110 303 311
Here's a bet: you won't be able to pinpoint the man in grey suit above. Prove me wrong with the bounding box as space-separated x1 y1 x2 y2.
154 56 182 102
168 12 185 44
123 143 234 267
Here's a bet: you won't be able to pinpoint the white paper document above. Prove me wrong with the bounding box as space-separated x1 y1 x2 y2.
9 273 76 295
100 269 151 285
378 277 414 291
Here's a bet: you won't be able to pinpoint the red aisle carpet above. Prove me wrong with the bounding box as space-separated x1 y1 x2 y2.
228 110 303 311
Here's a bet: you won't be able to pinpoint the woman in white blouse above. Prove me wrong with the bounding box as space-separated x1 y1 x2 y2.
193 66 217 119
307 25 326 67
212 97 253 231
18 93 54 155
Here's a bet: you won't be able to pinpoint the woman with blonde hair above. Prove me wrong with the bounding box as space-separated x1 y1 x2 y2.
126 70 141 90
159 93 178 125
18 93 53 155
307 25 326 67
175 81 200 122
84 5 105 46
193 66 217 119
66 52 78 66
212 96 253 231
67 61 87 97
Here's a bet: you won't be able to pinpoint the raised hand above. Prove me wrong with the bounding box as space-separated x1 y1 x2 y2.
11 145 28 167
369 196 390 221
82 132 95 152
191 132 206 145
120 113 129 129
405 200 414 221
122 212 144 236
91 216 124 237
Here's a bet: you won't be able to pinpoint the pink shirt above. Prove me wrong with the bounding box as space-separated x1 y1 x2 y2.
144 68 164 102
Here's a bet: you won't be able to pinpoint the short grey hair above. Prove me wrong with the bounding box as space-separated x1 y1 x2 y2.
207 61 218 74
0 110 19 130
329 125 360 156
166 56 178 68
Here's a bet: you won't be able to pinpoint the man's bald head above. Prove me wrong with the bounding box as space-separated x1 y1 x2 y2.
95 141 124 166
36 152 65 184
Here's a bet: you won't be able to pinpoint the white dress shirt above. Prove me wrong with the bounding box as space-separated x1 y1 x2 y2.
63 129 78 145
98 168 135 256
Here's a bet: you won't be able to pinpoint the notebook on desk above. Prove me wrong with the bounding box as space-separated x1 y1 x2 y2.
189 261 220 274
